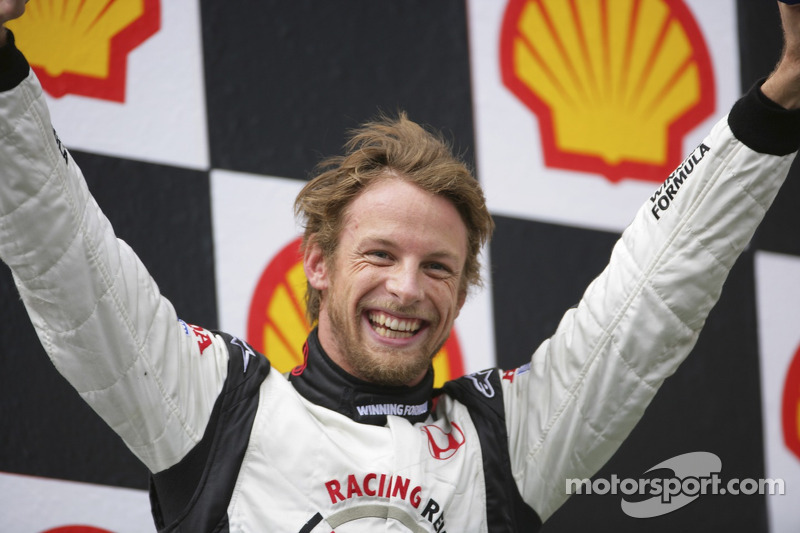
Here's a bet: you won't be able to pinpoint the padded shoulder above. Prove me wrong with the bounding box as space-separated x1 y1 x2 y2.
149 334 270 532
441 369 542 532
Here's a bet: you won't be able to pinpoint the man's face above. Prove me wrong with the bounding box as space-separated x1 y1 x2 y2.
306 177 468 387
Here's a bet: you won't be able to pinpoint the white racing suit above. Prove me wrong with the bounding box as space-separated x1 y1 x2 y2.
2 32 799 532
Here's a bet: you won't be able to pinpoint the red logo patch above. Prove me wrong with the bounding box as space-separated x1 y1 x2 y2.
422 422 466 460
188 323 212 355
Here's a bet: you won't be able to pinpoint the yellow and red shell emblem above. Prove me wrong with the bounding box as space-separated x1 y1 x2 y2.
784 344 800 462
7 0 161 102
501 0 715 183
247 238 465 388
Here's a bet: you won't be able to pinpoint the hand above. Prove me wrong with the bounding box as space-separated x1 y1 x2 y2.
762 2 800 108
0 0 27 47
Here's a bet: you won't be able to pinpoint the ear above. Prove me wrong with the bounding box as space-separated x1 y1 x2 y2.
303 239 329 291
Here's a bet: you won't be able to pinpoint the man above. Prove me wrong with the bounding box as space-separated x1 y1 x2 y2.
1 1 800 531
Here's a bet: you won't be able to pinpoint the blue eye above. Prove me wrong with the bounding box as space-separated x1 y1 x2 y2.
426 262 453 275
369 251 391 260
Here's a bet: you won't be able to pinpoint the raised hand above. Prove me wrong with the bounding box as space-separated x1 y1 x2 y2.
762 1 800 108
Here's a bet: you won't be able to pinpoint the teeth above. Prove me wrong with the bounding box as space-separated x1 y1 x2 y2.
374 326 414 339
368 311 421 336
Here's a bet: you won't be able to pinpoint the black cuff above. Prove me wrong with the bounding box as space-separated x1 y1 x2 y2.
728 78 800 156
0 29 31 92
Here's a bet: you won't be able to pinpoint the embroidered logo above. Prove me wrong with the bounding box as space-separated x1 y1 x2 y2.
421 422 466 460
467 369 495 398
231 336 257 373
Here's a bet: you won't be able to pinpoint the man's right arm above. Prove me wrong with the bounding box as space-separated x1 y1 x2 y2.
0 14 230 474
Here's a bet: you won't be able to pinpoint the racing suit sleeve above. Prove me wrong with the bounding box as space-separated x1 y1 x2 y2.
0 33 229 474
501 85 800 521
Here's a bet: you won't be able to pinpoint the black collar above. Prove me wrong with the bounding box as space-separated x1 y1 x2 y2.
288 329 434 426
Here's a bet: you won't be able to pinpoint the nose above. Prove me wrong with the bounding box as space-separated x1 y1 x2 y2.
386 262 425 306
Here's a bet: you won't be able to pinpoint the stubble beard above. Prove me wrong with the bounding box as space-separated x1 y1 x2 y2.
326 300 442 387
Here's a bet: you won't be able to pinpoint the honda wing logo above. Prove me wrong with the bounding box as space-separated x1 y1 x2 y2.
422 422 466 460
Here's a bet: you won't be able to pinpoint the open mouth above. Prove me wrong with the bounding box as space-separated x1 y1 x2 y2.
367 310 424 339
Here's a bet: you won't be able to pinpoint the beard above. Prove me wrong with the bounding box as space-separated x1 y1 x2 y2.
326 298 444 387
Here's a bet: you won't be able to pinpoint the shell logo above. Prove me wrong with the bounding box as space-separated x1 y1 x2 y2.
501 0 715 183
246 237 465 388
783 344 800 461
6 0 161 102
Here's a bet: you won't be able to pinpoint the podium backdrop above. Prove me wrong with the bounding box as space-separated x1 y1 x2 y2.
1 1 798 531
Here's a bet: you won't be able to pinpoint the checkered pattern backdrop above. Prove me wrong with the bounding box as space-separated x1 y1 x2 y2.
1 1 798 531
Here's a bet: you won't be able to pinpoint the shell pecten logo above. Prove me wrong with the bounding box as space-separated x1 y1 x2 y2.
501 0 715 183
783 344 800 462
7 0 161 102
247 237 465 388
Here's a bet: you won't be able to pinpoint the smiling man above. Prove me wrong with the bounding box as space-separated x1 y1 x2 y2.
297 119 492 389
2 1 800 532
308 177 468 387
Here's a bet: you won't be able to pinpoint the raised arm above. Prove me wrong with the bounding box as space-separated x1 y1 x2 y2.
502 1 800 521
0 3 230 473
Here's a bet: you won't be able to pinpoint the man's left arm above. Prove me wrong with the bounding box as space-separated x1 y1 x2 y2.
500 2 800 522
